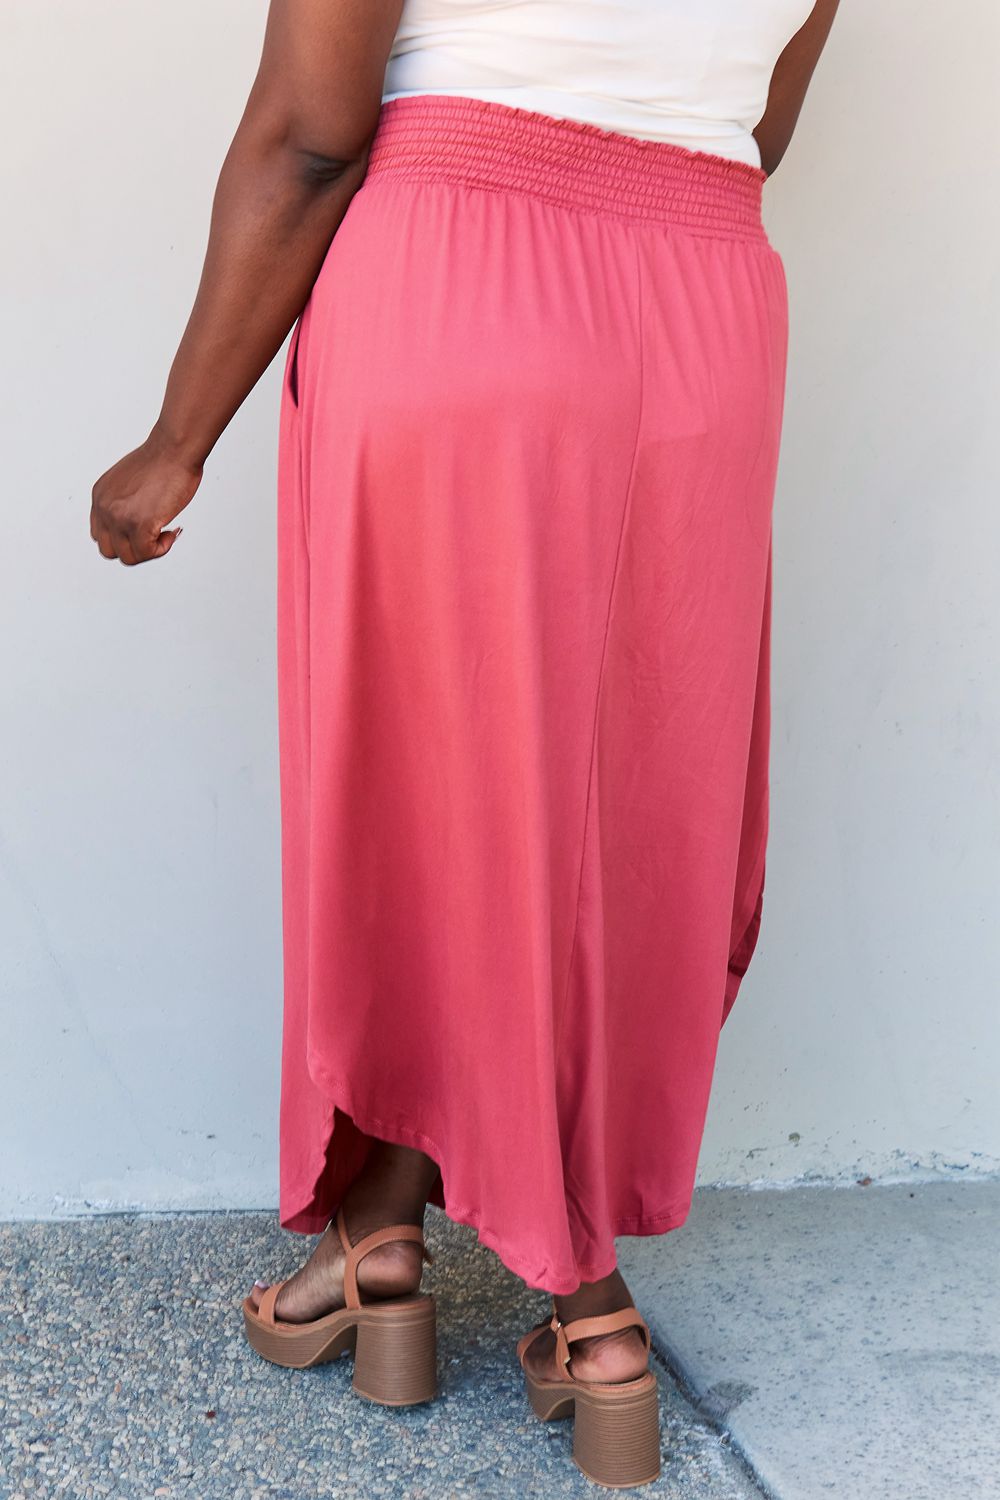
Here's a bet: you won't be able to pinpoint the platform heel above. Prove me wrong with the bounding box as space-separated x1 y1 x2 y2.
517 1305 662 1489
572 1375 661 1488
243 1206 438 1407
351 1293 438 1405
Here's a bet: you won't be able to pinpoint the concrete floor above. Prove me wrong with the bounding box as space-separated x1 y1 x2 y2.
620 1179 1000 1500
0 1209 763 1499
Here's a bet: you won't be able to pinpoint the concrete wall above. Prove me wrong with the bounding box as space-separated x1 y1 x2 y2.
2 0 997 1221
705 0 1000 1186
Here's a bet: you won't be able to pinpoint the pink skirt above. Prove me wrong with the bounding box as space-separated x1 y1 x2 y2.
275 94 788 1293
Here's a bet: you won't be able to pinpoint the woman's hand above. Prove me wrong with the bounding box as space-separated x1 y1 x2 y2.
90 432 201 565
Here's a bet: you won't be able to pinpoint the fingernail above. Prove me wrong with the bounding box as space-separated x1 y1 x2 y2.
254 1280 268 1289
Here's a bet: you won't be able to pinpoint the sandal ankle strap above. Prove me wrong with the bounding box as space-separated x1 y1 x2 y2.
336 1205 433 1310
550 1304 651 1381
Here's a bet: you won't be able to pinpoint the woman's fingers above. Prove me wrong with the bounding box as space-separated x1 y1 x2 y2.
92 520 119 561
90 515 163 565
118 522 178 566
151 526 183 559
117 532 140 567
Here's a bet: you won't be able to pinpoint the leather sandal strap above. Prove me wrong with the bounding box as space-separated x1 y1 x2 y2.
515 1318 552 1367
336 1205 432 1310
550 1305 651 1380
257 1281 286 1327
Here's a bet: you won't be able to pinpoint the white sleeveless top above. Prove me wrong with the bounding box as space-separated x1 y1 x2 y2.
382 0 815 168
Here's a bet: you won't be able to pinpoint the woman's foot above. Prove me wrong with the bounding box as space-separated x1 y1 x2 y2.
247 1141 439 1324
519 1268 651 1385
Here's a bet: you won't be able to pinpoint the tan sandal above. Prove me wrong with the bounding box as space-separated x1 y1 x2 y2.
242 1206 437 1406
516 1304 661 1489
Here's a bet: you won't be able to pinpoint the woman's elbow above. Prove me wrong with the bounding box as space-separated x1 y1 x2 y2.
246 94 380 190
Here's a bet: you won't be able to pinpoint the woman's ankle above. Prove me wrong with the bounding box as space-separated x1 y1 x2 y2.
340 1141 439 1244
554 1267 635 1325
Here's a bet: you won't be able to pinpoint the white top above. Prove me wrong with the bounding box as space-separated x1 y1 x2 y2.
382 0 815 168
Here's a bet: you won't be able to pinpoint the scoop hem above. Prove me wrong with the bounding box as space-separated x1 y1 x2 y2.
279 1065 693 1294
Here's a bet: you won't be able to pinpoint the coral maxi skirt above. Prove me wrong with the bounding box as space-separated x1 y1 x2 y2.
275 94 789 1294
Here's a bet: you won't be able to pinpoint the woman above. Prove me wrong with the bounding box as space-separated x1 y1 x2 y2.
90 0 840 1487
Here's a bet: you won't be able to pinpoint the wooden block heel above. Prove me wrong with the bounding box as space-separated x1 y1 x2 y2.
243 1206 438 1407
352 1295 438 1406
572 1375 661 1488
517 1305 662 1489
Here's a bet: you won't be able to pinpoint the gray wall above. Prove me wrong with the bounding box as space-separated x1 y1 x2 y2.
2 0 998 1221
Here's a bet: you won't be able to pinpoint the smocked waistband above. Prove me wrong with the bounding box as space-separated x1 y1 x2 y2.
363 94 768 240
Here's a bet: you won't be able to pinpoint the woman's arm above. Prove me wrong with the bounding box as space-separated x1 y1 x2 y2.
90 0 403 565
754 0 842 177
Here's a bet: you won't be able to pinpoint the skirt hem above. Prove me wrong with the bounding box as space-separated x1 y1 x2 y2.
279 1065 693 1294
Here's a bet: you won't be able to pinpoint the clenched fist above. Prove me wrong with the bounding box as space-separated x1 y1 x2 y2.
90 433 202 565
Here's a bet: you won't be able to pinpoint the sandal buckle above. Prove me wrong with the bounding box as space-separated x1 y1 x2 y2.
551 1315 572 1365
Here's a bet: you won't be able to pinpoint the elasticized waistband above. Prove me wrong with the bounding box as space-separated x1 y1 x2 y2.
363 93 768 241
